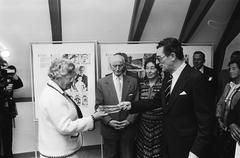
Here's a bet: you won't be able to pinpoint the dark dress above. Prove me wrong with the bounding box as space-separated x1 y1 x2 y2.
136 78 164 158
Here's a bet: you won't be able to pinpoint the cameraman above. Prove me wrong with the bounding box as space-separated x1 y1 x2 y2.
0 62 23 158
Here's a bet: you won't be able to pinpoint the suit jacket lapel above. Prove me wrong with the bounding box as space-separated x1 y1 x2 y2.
165 65 191 112
104 75 119 103
121 75 131 101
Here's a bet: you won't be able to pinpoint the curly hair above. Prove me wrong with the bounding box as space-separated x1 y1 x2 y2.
48 58 76 80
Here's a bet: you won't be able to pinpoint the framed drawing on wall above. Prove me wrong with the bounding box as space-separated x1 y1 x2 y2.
31 42 96 120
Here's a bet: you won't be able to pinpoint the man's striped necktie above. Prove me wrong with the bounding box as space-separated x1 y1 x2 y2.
165 74 172 104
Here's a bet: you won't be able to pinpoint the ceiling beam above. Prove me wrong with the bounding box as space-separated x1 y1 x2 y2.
48 0 62 41
214 0 240 72
128 0 155 41
179 0 215 42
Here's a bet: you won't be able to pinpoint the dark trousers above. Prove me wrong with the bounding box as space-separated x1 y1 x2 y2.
103 136 135 158
0 108 13 158
216 130 236 158
164 134 195 158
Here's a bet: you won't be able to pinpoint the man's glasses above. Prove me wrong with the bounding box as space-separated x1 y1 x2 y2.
156 55 167 62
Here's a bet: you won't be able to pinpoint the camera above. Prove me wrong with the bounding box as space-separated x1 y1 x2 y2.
0 67 15 88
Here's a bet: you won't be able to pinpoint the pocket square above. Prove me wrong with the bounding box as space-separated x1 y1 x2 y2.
208 77 213 81
179 91 187 95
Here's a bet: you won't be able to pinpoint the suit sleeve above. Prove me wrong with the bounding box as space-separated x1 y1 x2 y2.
126 79 139 123
130 89 161 113
13 75 23 89
190 74 215 156
95 80 112 125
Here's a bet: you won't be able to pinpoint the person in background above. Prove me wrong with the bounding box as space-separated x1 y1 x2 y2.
0 60 23 158
216 58 240 158
120 37 214 158
38 58 106 158
192 51 218 158
192 51 217 99
95 54 139 158
7 65 24 118
135 57 164 158
217 51 240 99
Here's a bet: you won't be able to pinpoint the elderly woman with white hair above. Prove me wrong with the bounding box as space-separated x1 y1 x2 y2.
38 58 106 158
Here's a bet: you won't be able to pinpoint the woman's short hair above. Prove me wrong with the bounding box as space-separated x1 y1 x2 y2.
228 58 240 69
144 57 161 72
48 58 76 80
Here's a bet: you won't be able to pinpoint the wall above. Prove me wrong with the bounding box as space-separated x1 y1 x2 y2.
222 33 240 70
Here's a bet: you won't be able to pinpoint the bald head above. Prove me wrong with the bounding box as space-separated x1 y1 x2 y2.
109 54 125 76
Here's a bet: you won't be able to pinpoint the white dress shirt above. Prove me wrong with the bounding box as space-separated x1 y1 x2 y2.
171 62 186 93
199 66 204 74
112 74 123 102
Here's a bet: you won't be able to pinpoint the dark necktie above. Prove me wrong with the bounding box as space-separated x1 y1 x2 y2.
165 74 172 104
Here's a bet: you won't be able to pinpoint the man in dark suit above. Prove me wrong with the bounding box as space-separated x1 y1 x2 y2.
120 38 214 158
192 51 217 158
192 51 217 97
95 54 139 158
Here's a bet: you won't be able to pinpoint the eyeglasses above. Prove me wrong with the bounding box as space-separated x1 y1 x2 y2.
157 55 167 62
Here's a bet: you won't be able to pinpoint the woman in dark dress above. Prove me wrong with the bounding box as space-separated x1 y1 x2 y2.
135 57 164 158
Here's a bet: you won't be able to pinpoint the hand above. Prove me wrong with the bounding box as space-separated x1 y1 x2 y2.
6 84 13 93
92 108 108 120
229 123 240 142
218 118 227 130
108 120 123 130
117 120 130 129
12 74 19 80
188 152 199 158
118 101 131 111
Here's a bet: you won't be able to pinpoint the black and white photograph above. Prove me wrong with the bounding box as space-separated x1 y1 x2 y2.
0 0 239 158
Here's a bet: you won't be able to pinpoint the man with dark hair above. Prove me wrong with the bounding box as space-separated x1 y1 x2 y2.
120 37 214 158
0 63 23 158
192 51 217 99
